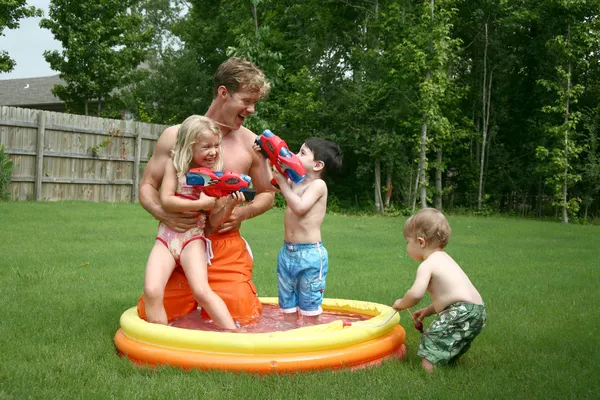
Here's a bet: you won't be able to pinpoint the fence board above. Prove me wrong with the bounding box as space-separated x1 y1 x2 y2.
0 106 167 203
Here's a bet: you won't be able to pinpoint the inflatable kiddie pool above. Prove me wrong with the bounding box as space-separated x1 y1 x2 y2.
114 297 406 373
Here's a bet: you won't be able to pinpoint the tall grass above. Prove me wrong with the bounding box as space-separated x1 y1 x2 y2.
1 201 598 399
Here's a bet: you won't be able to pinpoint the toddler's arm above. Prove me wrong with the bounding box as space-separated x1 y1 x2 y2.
413 304 436 321
160 162 217 212
392 263 432 310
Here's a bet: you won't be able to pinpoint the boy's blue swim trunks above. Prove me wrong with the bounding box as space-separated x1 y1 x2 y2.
277 241 328 316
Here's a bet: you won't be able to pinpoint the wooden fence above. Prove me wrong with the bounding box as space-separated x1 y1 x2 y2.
0 106 168 202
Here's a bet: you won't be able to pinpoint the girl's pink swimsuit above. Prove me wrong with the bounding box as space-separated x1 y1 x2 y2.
155 177 213 263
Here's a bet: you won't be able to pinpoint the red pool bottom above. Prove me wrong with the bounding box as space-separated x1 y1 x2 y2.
170 304 370 333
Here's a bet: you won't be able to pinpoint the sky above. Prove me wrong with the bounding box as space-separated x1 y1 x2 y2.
0 0 62 80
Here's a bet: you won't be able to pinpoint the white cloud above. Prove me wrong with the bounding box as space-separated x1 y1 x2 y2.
0 0 62 80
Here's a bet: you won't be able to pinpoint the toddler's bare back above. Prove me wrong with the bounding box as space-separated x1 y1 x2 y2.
421 251 483 313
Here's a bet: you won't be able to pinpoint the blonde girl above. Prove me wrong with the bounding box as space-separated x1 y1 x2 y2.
143 115 243 329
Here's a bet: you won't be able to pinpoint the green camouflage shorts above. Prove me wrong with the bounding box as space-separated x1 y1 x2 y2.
417 302 486 365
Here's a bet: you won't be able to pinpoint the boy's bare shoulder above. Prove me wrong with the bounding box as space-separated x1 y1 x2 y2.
310 178 327 189
419 251 453 271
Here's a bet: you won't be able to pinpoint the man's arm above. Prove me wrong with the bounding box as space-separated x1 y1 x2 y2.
139 125 201 232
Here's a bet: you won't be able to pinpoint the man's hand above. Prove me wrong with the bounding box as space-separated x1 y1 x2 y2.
160 210 205 232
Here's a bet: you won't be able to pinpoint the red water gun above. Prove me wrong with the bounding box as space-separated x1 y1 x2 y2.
185 167 253 198
255 129 307 184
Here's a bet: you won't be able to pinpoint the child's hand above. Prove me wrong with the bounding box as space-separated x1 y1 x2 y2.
272 169 289 188
226 191 246 207
413 306 434 321
199 192 218 210
392 298 404 311
252 143 264 157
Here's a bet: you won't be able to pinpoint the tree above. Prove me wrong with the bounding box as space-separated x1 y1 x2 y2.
0 0 42 73
40 0 153 115
535 0 600 223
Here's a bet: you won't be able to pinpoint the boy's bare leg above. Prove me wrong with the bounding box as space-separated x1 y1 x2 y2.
180 241 237 330
422 358 435 373
283 311 298 323
143 242 177 325
302 315 321 324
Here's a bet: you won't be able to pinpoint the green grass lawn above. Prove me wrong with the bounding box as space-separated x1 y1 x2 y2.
1 201 599 399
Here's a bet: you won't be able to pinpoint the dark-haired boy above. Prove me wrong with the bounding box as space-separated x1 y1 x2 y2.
256 138 342 323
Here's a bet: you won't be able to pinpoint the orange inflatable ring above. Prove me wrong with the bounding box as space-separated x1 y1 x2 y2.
114 297 406 373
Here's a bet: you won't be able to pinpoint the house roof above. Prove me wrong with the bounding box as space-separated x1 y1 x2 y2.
0 75 64 106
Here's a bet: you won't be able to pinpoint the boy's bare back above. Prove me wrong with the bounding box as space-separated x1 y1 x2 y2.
417 251 483 313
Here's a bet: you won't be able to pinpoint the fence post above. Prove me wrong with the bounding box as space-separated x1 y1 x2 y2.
34 111 46 200
132 122 142 203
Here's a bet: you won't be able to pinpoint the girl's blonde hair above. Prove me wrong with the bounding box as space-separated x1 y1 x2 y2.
172 115 223 177
403 207 451 248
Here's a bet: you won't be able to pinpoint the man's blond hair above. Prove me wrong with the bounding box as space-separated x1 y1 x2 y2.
172 115 223 178
213 57 271 98
403 208 451 248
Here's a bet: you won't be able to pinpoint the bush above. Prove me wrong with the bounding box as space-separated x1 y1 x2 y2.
0 145 14 201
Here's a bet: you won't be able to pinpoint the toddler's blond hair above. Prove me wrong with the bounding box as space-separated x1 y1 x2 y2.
403 208 451 248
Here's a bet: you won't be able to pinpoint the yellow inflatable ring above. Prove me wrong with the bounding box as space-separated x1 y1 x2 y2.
114 297 406 373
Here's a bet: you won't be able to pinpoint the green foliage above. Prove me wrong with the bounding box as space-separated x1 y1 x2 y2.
0 0 43 72
40 0 153 114
0 144 14 200
38 0 600 219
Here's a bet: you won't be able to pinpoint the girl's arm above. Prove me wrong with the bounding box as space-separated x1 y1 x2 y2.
209 192 245 228
160 162 217 212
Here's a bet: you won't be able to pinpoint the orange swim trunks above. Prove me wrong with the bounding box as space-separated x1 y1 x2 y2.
137 230 262 325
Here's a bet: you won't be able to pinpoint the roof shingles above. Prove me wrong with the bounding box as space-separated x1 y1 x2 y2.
0 75 64 106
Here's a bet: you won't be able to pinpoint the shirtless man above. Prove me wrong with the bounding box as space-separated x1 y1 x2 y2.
136 57 275 325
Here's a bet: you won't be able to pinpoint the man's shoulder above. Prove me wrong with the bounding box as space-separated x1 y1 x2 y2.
163 124 180 137
157 124 180 143
234 125 259 140
152 125 180 156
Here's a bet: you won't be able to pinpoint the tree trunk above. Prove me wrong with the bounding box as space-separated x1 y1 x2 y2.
84 101 88 116
562 26 571 224
434 149 442 210
478 23 490 209
252 3 259 33
536 178 543 218
418 0 434 210
419 118 428 209
384 169 393 208
408 161 414 209
412 161 420 212
374 159 384 212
